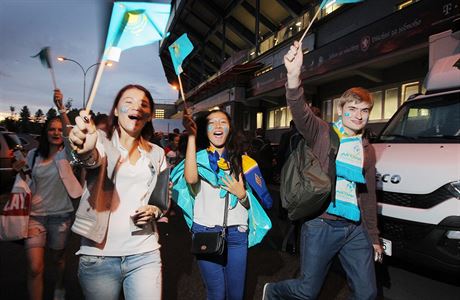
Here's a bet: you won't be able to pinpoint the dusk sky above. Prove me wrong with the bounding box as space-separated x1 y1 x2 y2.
0 0 177 117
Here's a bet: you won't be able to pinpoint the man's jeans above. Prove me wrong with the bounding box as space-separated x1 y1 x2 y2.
266 218 376 300
192 223 248 300
78 250 162 300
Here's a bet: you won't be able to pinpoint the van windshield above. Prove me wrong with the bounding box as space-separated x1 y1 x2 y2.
376 93 460 143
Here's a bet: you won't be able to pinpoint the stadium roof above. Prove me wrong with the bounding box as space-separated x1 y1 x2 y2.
160 0 316 94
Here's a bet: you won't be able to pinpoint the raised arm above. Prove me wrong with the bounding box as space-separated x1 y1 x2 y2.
53 89 72 137
284 41 327 146
182 109 199 184
68 110 99 167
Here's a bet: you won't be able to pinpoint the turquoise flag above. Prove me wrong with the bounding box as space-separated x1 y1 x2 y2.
31 47 52 69
103 1 171 62
320 0 363 9
168 33 194 75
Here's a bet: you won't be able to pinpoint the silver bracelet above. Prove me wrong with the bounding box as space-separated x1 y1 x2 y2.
70 150 97 167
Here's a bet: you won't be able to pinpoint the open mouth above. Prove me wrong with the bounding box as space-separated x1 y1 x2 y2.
128 114 142 120
213 131 223 137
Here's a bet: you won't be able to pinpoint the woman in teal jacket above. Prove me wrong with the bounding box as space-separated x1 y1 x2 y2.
171 109 271 300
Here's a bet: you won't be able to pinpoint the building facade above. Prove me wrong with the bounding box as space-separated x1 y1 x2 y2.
160 0 459 142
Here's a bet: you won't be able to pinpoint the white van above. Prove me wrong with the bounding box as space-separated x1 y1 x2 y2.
372 29 460 273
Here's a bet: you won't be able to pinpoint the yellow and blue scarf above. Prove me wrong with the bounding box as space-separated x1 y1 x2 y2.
170 150 272 247
326 119 365 221
207 146 272 209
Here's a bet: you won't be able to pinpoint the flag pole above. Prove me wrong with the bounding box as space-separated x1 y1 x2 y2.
85 61 106 113
177 73 186 108
49 68 57 90
299 5 322 44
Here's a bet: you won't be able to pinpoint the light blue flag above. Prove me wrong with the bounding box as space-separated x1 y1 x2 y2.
168 33 194 75
103 1 171 62
320 0 363 9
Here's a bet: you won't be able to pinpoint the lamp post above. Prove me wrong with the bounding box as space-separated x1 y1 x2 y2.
57 57 112 108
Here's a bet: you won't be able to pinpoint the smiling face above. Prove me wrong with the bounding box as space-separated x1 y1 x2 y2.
114 88 153 138
47 119 63 146
338 101 371 135
207 111 230 150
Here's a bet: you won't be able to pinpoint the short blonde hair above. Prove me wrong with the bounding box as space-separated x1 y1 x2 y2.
337 87 373 110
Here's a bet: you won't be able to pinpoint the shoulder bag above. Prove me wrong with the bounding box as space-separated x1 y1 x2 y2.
190 193 228 255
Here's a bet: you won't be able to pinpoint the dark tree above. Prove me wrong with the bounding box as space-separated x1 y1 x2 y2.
34 109 45 123
46 108 57 120
19 105 31 132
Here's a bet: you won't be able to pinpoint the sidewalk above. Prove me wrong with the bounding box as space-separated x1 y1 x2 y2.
0 187 352 300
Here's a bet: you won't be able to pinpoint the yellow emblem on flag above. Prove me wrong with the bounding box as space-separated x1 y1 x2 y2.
126 12 148 35
255 174 262 187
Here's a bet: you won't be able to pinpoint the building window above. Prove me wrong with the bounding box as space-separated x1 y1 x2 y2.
320 2 342 18
322 99 333 122
155 109 165 119
267 106 292 129
397 0 419 10
257 112 264 129
401 81 420 103
243 111 250 131
369 91 383 121
384 88 399 119
332 98 341 121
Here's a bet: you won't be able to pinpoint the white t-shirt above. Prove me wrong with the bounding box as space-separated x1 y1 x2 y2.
30 153 73 216
193 176 248 228
79 134 166 256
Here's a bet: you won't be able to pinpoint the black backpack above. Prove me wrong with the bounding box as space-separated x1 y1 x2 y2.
280 126 339 221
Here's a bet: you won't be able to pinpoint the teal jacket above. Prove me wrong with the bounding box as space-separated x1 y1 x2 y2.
170 150 272 248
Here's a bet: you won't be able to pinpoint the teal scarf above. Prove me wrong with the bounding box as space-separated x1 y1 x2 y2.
326 118 365 221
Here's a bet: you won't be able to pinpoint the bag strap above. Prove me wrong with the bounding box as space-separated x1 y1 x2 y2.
328 125 340 204
221 193 229 236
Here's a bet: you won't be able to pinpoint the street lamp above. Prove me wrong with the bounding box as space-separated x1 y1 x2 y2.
57 57 112 107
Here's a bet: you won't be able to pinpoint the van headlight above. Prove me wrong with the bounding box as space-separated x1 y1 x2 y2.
447 181 460 198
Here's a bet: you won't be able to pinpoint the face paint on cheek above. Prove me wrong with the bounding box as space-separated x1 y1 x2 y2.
120 105 129 114
207 124 214 133
344 112 351 117
223 126 229 134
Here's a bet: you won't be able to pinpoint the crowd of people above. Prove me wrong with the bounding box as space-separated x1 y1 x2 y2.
10 40 382 300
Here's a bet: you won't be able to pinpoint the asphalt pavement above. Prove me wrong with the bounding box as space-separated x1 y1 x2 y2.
1 187 459 300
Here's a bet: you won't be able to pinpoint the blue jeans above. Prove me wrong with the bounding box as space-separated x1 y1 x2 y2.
78 250 162 300
266 218 376 300
25 213 72 250
192 223 248 300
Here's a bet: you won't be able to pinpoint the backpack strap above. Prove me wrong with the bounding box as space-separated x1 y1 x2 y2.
327 125 340 205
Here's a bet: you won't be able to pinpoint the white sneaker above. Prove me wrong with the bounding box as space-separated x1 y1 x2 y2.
262 283 270 300
53 288 65 300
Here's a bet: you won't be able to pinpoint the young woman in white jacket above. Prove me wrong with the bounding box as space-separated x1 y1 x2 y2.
68 84 167 300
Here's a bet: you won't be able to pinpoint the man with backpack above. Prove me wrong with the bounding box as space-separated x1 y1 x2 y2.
263 40 383 299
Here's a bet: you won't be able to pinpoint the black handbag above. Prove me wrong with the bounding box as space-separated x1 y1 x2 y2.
190 194 229 255
148 167 170 211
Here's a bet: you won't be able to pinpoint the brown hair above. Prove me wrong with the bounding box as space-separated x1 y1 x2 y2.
195 109 245 177
337 87 373 110
107 84 154 151
37 117 63 159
